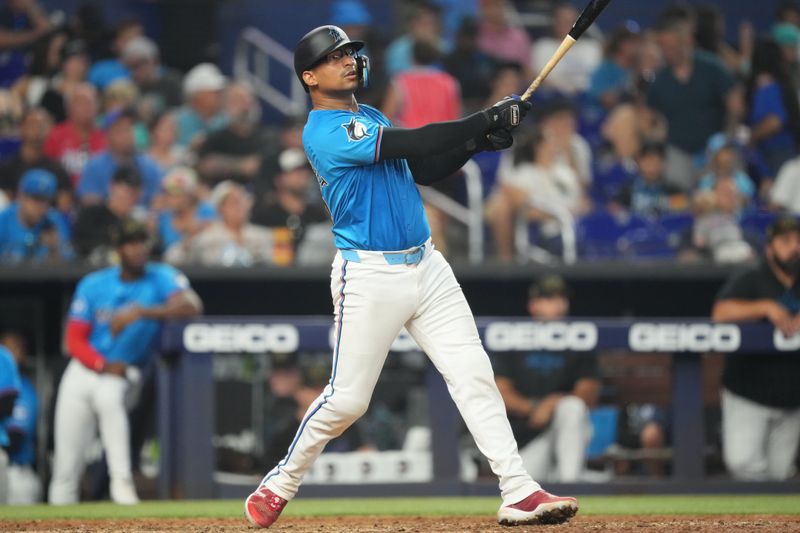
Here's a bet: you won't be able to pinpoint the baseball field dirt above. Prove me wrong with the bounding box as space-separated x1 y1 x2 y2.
7 515 800 532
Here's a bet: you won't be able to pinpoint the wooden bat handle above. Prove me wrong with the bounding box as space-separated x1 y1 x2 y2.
521 35 577 101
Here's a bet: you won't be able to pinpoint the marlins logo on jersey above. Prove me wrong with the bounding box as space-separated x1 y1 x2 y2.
342 117 371 142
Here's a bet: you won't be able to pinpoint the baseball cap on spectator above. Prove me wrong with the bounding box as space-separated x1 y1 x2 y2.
773 23 800 46
278 148 309 173
111 217 149 246
209 180 242 210
61 39 88 61
767 216 800 242
330 0 373 26
122 36 159 62
103 106 137 130
162 166 199 195
112 164 143 188
183 63 227 96
19 169 57 200
528 275 570 300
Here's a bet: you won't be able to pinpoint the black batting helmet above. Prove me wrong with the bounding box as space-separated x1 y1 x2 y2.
293 25 365 92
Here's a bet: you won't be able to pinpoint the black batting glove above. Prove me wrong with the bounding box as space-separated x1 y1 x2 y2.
483 95 532 131
475 128 514 152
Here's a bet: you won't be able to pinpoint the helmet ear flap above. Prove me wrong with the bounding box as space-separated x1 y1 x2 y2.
355 55 370 89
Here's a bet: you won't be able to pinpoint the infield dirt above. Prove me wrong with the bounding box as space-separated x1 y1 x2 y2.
7 515 800 532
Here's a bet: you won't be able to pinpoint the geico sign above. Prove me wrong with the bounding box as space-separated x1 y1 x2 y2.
328 327 421 352
183 324 299 353
628 323 740 352
484 322 598 351
773 330 800 351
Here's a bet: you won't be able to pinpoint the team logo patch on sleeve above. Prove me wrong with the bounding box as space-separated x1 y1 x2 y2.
342 117 371 142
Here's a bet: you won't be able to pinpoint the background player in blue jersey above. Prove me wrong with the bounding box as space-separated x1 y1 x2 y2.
2 330 41 504
245 25 578 528
0 344 21 504
48 218 202 505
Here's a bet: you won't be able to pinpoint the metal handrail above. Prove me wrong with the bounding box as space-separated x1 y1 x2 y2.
233 27 307 117
515 198 577 264
417 160 484 264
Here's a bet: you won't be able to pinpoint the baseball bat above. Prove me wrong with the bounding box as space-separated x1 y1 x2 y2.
521 0 612 101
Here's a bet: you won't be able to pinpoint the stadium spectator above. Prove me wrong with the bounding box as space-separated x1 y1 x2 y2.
586 27 640 114
697 135 756 207
647 6 742 191
538 99 593 187
616 141 683 218
382 39 462 256
689 183 753 264
591 104 644 206
49 218 202 505
251 148 331 265
43 82 106 185
38 39 90 125
77 107 164 207
0 88 24 159
0 0 52 88
1 330 40 504
121 36 183 118
254 115 306 203
0 107 72 213
771 23 800 98
165 181 275 267
196 82 266 186
146 111 186 172
385 1 444 77
486 129 586 262
101 80 148 149
443 17 498 113
776 1 800 28
155 166 215 251
478 0 532 82
712 216 800 480
0 343 21 504
769 152 800 214
491 276 600 482
9 28 67 108
694 5 754 77
532 2 602 97
746 38 800 177
86 17 142 91
175 63 228 149
0 169 71 264
72 164 144 264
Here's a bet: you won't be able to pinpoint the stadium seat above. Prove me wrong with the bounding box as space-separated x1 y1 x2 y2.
577 211 648 259
587 406 619 459
740 211 778 245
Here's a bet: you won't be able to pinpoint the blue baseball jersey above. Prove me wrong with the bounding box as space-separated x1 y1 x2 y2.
0 347 20 448
5 375 36 465
68 263 191 367
303 104 430 251
0 202 73 263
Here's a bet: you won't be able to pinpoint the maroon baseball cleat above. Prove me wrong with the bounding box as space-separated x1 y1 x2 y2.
244 485 288 528
497 489 579 526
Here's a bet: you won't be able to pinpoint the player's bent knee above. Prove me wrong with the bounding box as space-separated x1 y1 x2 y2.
327 395 369 423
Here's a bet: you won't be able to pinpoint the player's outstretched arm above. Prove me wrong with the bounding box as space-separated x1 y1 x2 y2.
409 129 514 186
379 97 530 161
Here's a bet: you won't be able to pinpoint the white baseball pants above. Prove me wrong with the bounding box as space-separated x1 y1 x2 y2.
49 359 139 504
8 464 42 504
518 396 592 482
261 243 540 504
722 388 800 480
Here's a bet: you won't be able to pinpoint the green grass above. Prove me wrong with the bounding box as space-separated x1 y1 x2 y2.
1 495 799 521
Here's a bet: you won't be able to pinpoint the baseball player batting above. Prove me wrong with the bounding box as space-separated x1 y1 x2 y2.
244 25 578 528
49 219 203 505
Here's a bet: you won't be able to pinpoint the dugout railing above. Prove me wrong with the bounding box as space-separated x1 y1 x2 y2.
157 317 800 499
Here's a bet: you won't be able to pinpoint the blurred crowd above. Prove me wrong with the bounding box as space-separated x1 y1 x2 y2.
1 0 800 266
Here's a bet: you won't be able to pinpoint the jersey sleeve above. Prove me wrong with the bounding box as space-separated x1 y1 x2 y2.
155 264 192 301
313 115 384 167
76 159 104 199
68 277 94 323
